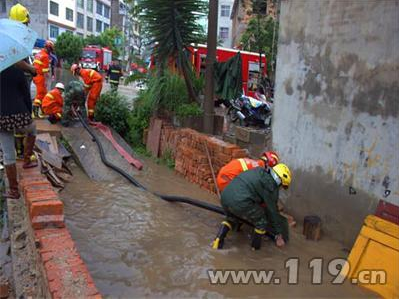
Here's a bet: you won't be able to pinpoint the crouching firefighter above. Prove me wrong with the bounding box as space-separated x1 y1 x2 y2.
61 80 87 126
42 82 64 123
212 163 291 250
216 151 280 192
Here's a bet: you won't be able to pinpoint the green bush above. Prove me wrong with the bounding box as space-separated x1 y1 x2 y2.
95 91 130 137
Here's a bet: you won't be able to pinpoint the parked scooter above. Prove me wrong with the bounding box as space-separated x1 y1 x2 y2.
226 94 273 128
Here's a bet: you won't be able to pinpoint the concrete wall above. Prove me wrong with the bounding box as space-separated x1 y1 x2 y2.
273 0 399 245
0 0 48 39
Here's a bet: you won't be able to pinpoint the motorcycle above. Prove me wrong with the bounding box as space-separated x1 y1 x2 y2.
226 94 273 128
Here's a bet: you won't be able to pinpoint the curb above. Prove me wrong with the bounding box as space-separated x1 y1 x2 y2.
17 163 101 298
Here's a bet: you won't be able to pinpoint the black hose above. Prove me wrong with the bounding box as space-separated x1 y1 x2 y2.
74 111 275 236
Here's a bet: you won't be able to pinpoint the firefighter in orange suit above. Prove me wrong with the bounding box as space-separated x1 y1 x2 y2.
216 151 280 192
70 64 103 120
32 40 54 117
42 82 64 123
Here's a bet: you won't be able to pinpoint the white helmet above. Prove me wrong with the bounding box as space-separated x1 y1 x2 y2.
55 82 65 90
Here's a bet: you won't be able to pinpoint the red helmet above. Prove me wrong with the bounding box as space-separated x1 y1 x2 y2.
45 40 55 52
260 151 280 167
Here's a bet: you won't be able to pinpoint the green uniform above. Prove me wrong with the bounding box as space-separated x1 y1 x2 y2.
221 167 289 241
61 80 86 126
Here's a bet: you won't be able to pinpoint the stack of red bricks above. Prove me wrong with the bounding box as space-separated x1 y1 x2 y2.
163 128 247 193
17 163 101 298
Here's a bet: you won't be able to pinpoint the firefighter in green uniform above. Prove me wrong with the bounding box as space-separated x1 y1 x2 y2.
61 80 87 126
212 163 292 250
106 60 123 92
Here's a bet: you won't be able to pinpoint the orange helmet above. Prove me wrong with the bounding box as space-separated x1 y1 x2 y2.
45 40 55 52
260 151 280 167
70 64 80 76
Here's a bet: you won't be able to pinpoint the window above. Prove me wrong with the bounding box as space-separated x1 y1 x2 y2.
87 0 93 12
219 27 229 39
77 0 84 9
66 8 74 21
50 1 59 16
49 25 59 38
103 23 109 31
221 5 230 17
96 19 102 32
87 16 93 31
96 1 102 15
77 32 84 38
1 0 6 13
103 5 110 18
77 13 84 29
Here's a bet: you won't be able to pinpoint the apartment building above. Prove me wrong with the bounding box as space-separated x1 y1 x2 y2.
111 0 141 58
76 0 111 37
48 0 76 40
218 0 234 48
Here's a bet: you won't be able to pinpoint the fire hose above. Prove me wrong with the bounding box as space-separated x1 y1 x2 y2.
72 108 275 237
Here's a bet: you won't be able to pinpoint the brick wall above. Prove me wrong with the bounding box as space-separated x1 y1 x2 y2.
17 163 101 298
154 122 248 193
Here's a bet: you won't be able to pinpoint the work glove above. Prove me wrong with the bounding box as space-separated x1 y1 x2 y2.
275 234 285 248
251 228 266 250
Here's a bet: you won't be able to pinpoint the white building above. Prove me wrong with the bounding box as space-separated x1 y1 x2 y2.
75 0 111 38
217 0 234 48
48 0 76 40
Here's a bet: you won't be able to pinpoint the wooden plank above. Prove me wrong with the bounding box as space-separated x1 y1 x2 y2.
146 119 163 157
41 150 63 169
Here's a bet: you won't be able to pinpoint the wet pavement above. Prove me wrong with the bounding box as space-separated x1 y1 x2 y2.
60 158 373 298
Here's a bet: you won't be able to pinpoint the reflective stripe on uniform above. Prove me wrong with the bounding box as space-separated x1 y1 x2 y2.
109 79 119 83
111 70 120 73
33 99 42 105
33 59 44 65
56 113 62 118
238 158 248 171
42 68 49 73
84 83 91 88
89 70 95 78
47 93 55 100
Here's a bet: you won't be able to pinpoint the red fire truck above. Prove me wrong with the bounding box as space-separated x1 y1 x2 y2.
188 44 267 97
80 45 112 71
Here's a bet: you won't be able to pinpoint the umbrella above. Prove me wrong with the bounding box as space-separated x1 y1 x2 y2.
0 19 38 72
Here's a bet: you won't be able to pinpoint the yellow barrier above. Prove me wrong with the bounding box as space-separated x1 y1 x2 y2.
347 215 399 298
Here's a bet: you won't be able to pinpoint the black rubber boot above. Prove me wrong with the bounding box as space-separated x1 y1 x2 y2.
211 221 232 249
251 228 266 250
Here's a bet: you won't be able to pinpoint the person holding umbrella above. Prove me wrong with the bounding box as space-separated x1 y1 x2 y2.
0 19 39 198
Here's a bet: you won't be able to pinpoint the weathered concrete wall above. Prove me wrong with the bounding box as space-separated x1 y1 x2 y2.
273 0 399 245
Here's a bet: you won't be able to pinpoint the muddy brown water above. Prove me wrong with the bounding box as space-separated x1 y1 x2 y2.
59 157 374 298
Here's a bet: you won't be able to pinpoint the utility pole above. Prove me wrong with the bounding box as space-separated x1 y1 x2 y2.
203 0 218 134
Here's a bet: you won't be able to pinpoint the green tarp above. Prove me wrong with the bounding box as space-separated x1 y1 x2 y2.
214 53 242 100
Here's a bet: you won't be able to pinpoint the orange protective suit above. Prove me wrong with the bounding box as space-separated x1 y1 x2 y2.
79 69 103 119
32 49 50 107
42 88 64 120
216 158 265 192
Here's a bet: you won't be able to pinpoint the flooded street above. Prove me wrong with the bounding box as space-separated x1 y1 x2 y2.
60 159 372 298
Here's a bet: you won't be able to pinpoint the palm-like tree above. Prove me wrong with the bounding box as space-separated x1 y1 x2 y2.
138 0 207 102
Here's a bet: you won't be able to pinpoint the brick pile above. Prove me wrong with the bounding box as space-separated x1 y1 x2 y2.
153 125 248 193
17 163 101 298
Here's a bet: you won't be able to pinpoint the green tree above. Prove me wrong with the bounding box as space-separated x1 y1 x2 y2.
138 0 207 102
240 15 279 78
55 32 84 64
